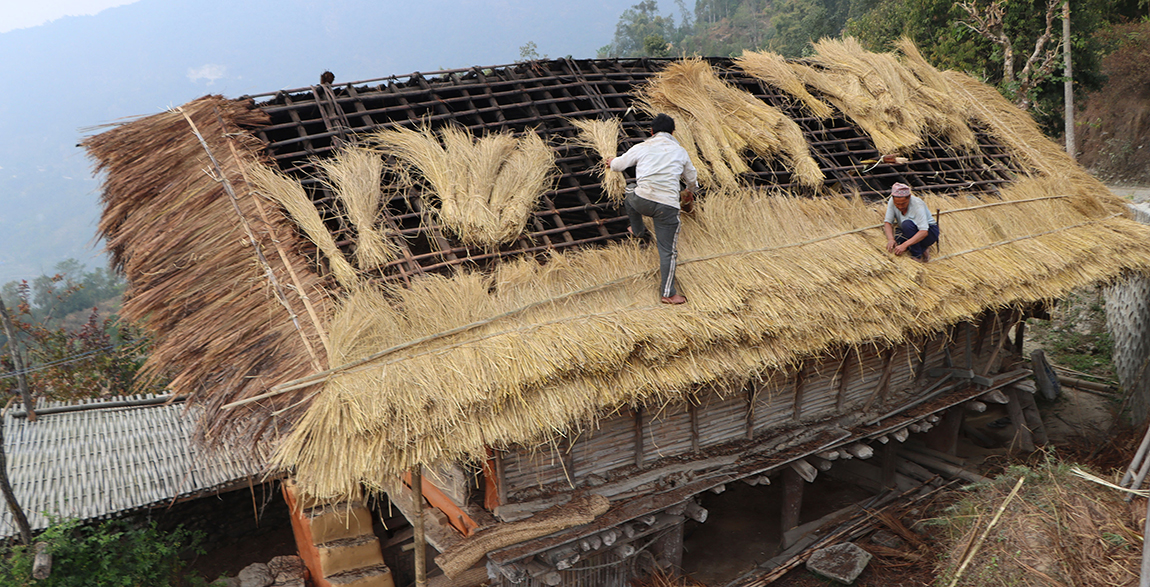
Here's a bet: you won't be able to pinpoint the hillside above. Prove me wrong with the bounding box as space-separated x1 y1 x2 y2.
1077 21 1150 184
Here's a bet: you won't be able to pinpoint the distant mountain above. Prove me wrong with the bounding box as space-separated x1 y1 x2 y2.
0 0 622 284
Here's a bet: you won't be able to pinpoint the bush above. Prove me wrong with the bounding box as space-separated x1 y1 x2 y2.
0 518 205 587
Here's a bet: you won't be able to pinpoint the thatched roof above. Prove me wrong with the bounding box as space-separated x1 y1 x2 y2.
85 41 1150 500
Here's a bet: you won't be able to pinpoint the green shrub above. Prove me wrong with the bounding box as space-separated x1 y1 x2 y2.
0 518 205 587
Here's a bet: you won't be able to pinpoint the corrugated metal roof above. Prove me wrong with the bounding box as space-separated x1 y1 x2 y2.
0 395 266 537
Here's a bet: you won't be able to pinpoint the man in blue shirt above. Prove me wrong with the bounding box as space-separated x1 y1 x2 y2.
883 182 939 262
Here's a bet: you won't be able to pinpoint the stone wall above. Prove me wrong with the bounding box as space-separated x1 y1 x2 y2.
1104 203 1150 422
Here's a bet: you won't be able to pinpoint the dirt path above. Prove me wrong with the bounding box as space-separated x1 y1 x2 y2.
1107 184 1150 203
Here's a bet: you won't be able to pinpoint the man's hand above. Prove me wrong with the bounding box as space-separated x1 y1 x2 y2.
604 157 614 169
893 243 908 256
886 238 897 253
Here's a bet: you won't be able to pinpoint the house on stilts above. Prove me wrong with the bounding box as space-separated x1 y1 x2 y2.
83 39 1150 587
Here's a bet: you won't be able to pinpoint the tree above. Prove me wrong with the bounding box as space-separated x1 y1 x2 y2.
599 1 680 57
518 41 546 62
957 0 1065 109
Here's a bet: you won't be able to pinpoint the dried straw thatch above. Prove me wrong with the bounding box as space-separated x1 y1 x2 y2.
568 118 628 203
369 124 557 248
82 96 332 441
743 38 975 153
274 175 1150 499
314 147 399 270
636 58 824 189
247 163 360 288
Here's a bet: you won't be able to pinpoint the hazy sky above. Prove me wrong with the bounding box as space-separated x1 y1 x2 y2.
0 0 138 33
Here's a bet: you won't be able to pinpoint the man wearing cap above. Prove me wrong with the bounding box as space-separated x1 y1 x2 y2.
883 182 939 262
606 113 699 304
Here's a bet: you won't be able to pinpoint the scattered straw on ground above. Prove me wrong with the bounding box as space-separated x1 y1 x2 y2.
274 175 1150 499
934 458 1142 587
569 118 628 203
636 57 823 189
368 124 557 248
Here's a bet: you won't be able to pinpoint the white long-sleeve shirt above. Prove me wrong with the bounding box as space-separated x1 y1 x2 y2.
609 132 699 209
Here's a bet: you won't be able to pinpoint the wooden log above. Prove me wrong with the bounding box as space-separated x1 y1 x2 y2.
1015 389 1049 445
790 459 818 483
896 457 940 483
817 450 840 461
892 427 909 443
600 529 618 546
1004 388 1036 451
32 542 51 580
980 389 1009 404
524 560 562 586
844 444 873 460
684 501 708 523
614 543 636 559
897 449 989 483
964 401 987 413
782 466 804 534
810 457 834 471
541 544 580 568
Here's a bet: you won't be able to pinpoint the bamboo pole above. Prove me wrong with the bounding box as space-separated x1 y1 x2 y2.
946 476 1025 587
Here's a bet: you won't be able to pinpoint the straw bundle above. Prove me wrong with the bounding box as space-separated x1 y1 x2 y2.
82 96 332 442
636 58 824 189
247 163 360 288
369 125 557 247
568 118 628 203
749 38 975 154
733 51 834 119
275 175 1150 499
314 147 399 270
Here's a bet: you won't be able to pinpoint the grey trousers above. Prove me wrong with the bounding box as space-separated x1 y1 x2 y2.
625 192 681 298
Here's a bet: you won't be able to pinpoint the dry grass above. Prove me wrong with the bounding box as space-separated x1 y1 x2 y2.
636 58 823 189
745 38 976 154
934 458 1142 587
314 147 399 270
274 176 1150 499
82 97 332 443
734 51 834 119
568 117 628 203
247 162 360 288
369 124 557 247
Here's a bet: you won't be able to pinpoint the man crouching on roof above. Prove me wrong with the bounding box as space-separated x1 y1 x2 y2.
883 182 939 262
606 113 699 305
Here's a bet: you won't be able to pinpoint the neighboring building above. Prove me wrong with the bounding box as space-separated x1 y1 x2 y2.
0 395 265 538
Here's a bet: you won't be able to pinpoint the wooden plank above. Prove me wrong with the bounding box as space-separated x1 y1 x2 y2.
863 347 896 412
689 401 700 453
746 387 756 440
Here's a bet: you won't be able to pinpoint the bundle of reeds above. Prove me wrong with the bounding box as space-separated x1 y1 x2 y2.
247 162 361 288
369 124 557 247
636 58 824 190
274 175 1150 499
82 96 332 444
314 147 399 270
742 38 975 154
734 51 834 119
568 118 628 203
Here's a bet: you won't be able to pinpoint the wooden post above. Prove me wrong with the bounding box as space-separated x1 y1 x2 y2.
412 465 427 587
0 299 34 421
1004 389 1036 452
881 442 898 490
688 401 700 453
792 364 806 422
634 406 644 467
924 408 964 455
781 467 804 535
745 386 756 440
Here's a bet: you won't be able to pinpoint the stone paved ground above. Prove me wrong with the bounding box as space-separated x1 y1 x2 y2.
1107 184 1150 203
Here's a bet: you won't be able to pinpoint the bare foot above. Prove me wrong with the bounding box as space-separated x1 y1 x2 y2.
661 294 687 305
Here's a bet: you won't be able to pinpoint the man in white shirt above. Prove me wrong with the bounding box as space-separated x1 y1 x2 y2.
606 114 699 304
883 182 939 262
